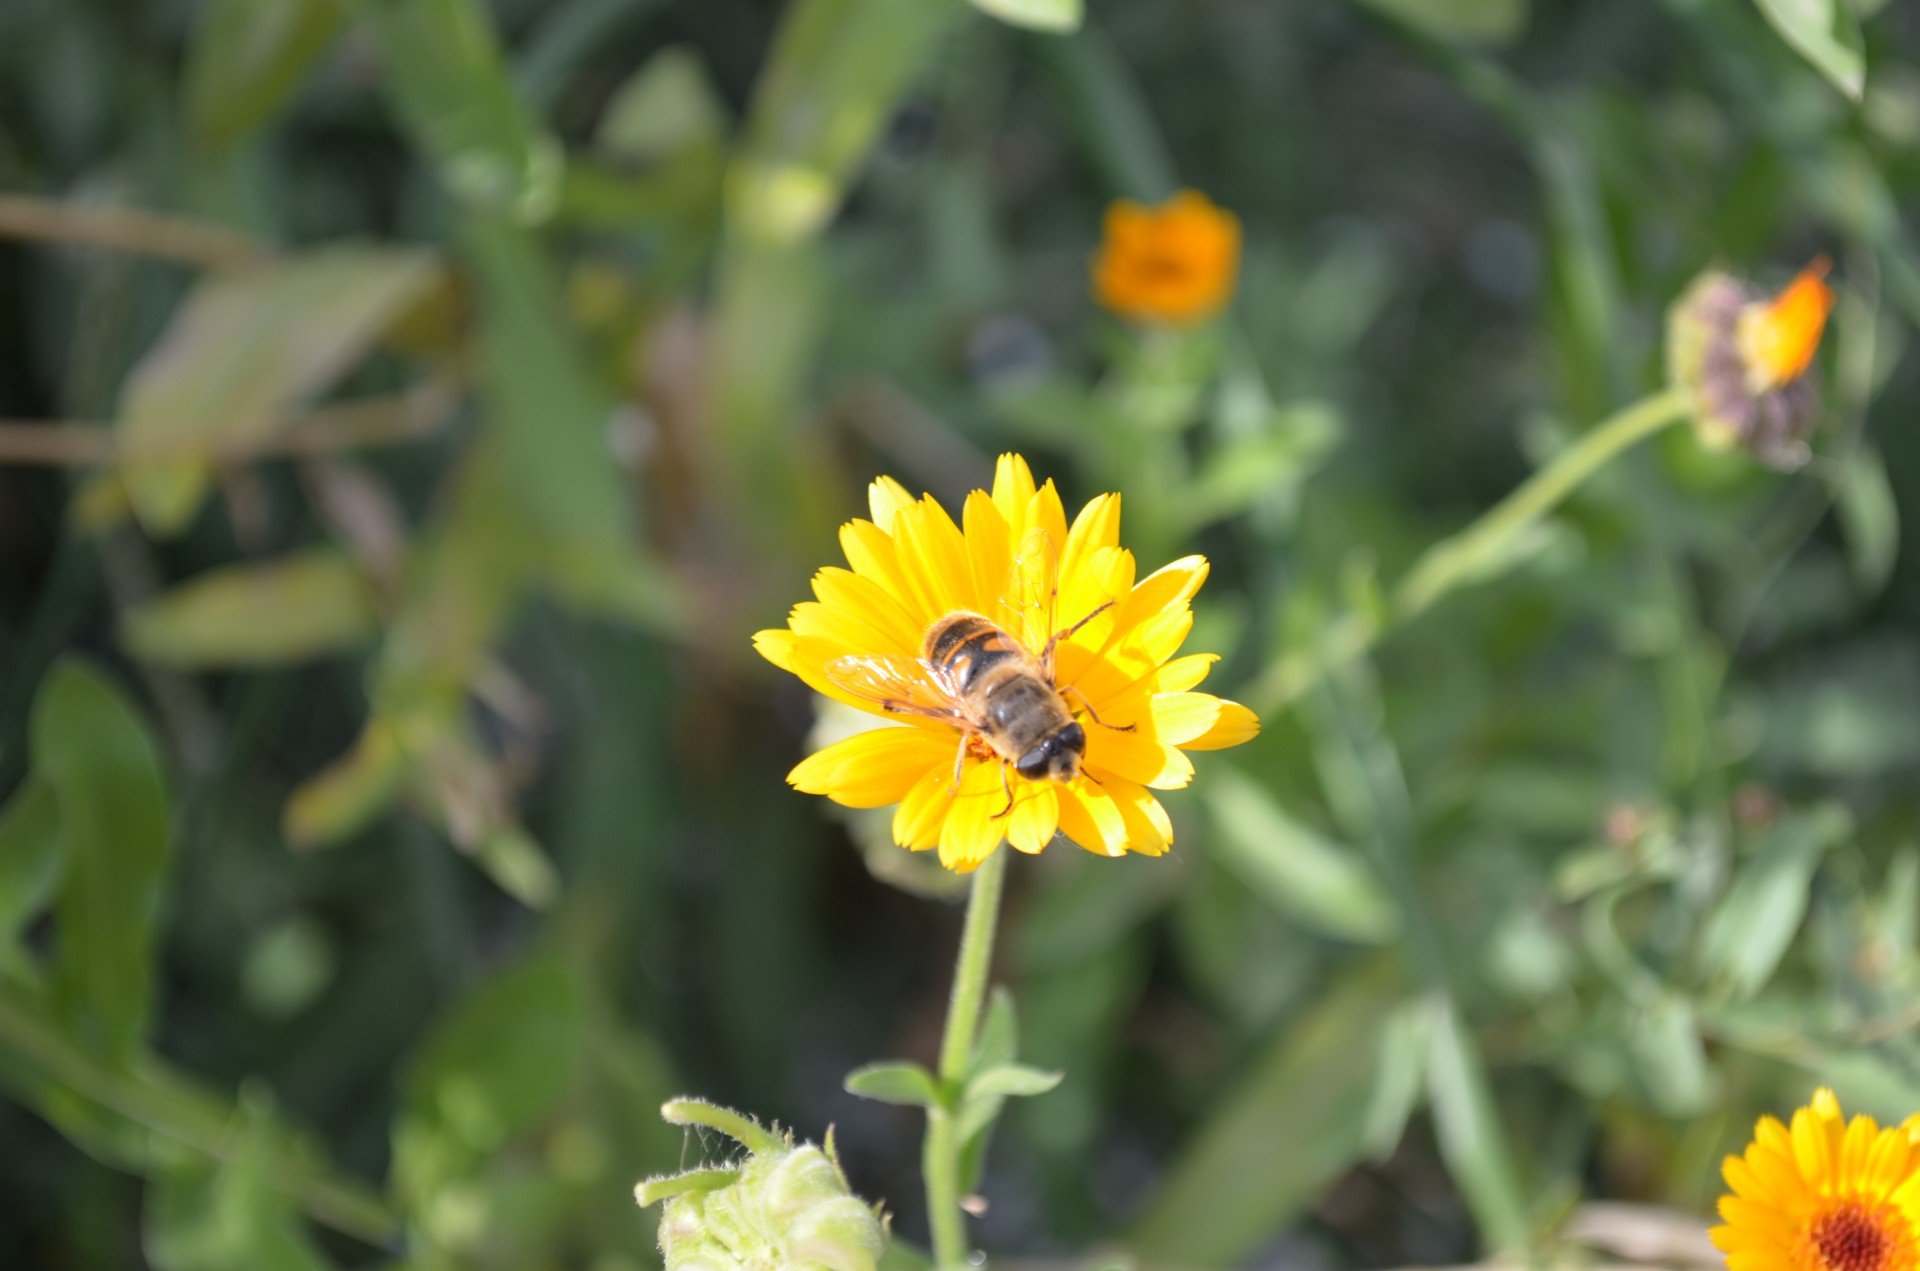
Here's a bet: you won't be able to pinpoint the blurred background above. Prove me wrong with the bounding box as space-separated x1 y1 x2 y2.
1 0 1918 1268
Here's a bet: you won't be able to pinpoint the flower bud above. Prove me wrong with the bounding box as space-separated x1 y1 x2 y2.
636 1101 887 1271
1667 259 1833 470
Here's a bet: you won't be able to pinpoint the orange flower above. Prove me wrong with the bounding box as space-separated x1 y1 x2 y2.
1712 1088 1920 1271
1739 257 1834 393
1092 190 1241 326
1668 258 1835 470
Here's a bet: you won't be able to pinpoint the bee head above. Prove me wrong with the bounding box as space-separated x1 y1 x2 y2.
1015 722 1086 784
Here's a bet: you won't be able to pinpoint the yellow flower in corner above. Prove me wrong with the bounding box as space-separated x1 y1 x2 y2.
754 455 1259 873
1713 1088 1920 1271
1092 189 1241 326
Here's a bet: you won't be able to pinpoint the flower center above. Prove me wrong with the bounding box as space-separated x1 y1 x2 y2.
1137 249 1197 285
1799 1198 1917 1271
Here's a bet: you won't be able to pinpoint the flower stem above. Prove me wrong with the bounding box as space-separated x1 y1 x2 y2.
924 845 1009 1269
1249 386 1691 713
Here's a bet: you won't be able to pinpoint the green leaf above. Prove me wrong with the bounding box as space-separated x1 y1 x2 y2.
1129 961 1401 1265
595 45 727 164
122 550 379 668
394 955 588 1206
953 1064 1064 1196
1837 442 1899 597
1352 0 1528 45
283 718 410 848
1698 805 1850 998
844 1061 941 1107
1426 998 1530 1256
1203 767 1399 943
970 0 1083 32
969 987 1018 1075
116 246 443 534
0 776 62 964
1752 0 1865 100
32 661 173 1068
1625 993 1714 1117
463 215 633 555
359 0 561 219
1031 22 1177 201
473 825 560 911
146 1097 337 1271
1361 997 1430 1159
962 1063 1063 1103
185 0 345 151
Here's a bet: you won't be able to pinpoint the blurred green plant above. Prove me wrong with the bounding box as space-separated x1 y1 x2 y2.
0 0 1917 1268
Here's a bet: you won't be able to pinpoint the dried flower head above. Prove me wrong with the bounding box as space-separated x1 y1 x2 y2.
638 1101 887 1271
755 454 1258 873
1712 1088 1920 1271
1668 258 1834 470
1092 189 1242 326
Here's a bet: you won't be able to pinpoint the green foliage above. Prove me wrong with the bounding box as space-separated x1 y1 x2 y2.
2 0 1918 1266
34 661 174 1068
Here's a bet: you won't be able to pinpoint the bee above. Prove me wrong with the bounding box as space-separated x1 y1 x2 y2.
825 537 1132 819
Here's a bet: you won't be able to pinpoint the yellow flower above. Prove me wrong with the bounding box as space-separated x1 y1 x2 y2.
1092 189 1241 326
754 454 1259 873
1668 258 1834 470
1712 1088 1920 1271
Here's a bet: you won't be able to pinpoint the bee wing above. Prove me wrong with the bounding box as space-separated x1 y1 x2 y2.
824 653 974 725
1001 525 1060 652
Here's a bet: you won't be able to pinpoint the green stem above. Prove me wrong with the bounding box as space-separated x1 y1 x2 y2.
923 846 1009 1270
660 1097 781 1154
1249 386 1691 713
0 984 397 1246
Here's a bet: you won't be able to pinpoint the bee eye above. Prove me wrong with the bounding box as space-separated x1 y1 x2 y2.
1015 747 1051 780
1059 722 1086 753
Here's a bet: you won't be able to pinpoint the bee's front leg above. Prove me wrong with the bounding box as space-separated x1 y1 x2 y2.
991 760 1015 820
951 731 969 794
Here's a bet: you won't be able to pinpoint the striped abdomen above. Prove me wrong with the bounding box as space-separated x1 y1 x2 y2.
924 611 1077 762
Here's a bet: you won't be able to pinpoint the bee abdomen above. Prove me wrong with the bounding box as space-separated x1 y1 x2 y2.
926 612 1023 693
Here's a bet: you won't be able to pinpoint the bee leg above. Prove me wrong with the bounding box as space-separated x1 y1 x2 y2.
951 731 969 795
1063 683 1135 732
1041 598 1117 678
991 760 1015 820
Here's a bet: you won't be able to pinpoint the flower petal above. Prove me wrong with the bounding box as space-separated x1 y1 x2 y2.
1099 772 1173 855
1055 779 1127 856
1007 782 1059 854
811 567 924 656
963 489 1013 622
1086 725 1194 790
895 495 975 617
789 727 952 808
1156 653 1216 693
840 519 928 622
992 454 1037 537
939 760 1009 872
1153 692 1260 750
894 766 954 851
869 475 915 531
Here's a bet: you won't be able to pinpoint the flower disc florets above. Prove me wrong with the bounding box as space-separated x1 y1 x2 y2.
1713 1088 1920 1271
1668 259 1834 470
754 454 1258 873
